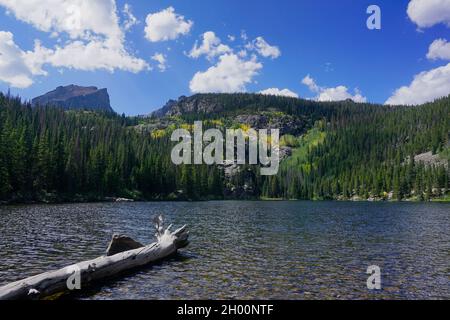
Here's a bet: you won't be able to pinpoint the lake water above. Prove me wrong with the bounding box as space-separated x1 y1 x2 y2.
0 201 449 299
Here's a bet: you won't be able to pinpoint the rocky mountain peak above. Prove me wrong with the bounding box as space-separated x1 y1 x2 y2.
32 85 114 113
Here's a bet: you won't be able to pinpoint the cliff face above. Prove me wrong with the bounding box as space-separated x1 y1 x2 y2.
152 93 307 136
152 95 223 117
32 85 114 113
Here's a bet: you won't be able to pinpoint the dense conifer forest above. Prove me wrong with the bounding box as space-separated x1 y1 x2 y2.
0 91 448 203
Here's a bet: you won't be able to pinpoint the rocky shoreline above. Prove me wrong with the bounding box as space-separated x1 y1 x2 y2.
2 194 449 206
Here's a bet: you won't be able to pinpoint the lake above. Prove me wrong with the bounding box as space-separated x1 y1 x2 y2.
0 201 449 299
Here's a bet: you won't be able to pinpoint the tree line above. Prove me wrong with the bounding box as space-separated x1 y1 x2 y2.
0 93 223 202
0 92 448 203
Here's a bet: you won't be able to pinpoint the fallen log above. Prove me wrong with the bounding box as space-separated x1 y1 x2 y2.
0 215 189 300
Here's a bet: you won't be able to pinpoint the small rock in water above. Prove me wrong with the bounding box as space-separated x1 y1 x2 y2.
105 234 144 256
115 197 134 202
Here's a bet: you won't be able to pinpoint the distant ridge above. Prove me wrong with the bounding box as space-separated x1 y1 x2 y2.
152 93 304 117
32 85 114 113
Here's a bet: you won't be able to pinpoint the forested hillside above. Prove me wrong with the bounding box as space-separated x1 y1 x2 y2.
0 91 448 203
270 97 449 200
0 93 223 203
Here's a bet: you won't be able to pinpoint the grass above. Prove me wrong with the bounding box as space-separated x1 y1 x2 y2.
439 146 450 161
431 194 450 202
281 125 326 172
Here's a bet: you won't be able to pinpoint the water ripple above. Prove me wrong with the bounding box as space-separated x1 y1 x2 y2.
0 201 449 299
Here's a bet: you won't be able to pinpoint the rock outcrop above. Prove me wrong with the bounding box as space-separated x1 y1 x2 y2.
105 234 144 256
32 85 114 113
234 113 305 136
414 151 448 168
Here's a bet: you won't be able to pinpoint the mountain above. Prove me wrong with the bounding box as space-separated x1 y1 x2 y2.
153 94 237 117
32 85 114 113
1 91 449 203
153 93 312 117
150 93 449 199
152 93 316 136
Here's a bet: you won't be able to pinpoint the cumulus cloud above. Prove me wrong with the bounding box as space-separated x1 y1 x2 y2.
248 37 281 59
189 53 262 93
301 74 320 93
238 50 247 58
0 0 149 88
151 53 167 72
387 2 450 105
427 38 450 60
317 86 366 103
188 31 231 60
385 63 450 105
407 0 450 28
123 3 139 31
301 75 367 103
0 31 36 88
187 31 279 93
240 30 248 41
259 88 298 98
144 7 192 42
32 40 149 73
0 0 124 45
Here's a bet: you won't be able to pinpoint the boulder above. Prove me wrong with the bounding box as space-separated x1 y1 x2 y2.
105 234 144 256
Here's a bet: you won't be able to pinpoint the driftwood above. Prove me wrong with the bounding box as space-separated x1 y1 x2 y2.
0 215 189 300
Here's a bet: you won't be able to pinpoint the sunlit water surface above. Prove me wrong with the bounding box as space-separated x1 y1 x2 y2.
0 201 449 299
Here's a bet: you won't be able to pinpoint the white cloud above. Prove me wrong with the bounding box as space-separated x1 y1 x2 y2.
0 0 149 87
407 0 450 28
0 31 36 88
240 30 248 41
34 40 149 73
259 88 298 98
387 2 450 105
189 53 262 93
0 0 124 46
249 37 281 59
238 50 247 58
151 52 167 72
123 3 139 31
188 31 231 60
144 7 192 42
427 38 450 60
317 86 366 103
301 75 367 103
385 63 450 105
22 40 51 76
301 74 320 93
227 35 235 42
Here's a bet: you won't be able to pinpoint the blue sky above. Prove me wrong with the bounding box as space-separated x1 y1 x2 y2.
0 0 449 115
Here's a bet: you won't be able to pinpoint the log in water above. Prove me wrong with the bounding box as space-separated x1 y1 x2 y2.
0 217 189 300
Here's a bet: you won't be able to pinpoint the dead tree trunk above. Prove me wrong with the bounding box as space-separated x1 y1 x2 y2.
0 216 189 300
